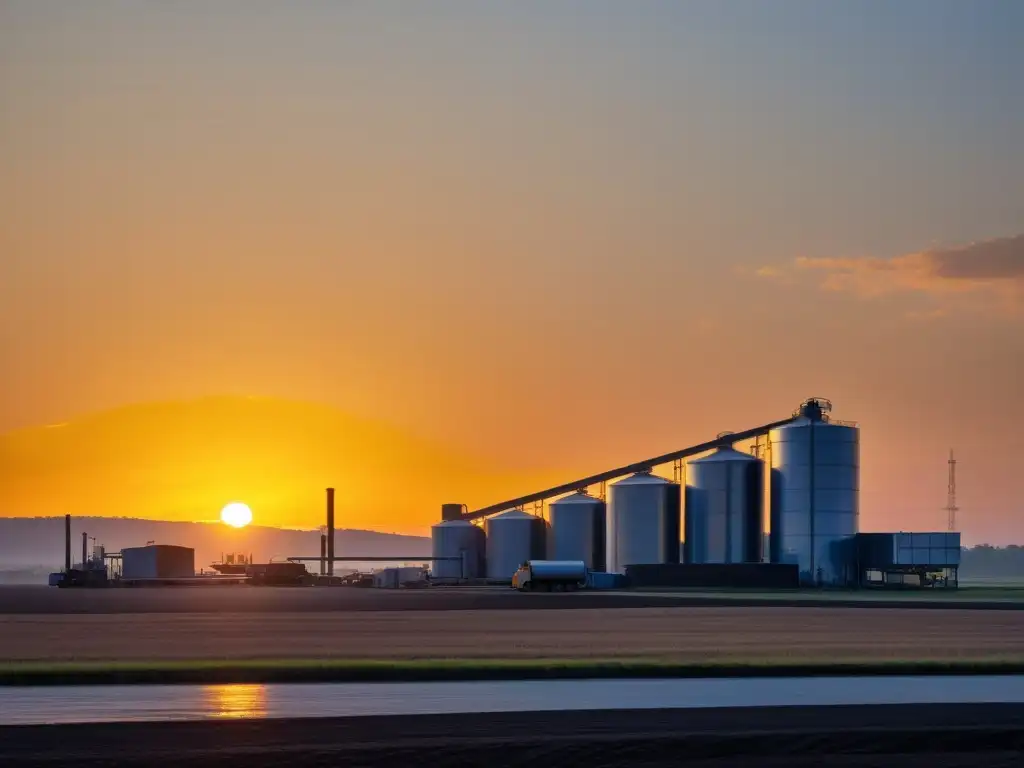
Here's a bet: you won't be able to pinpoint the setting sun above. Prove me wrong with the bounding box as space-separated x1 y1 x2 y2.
220 502 253 528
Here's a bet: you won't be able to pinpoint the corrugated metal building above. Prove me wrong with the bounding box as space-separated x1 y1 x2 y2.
121 545 195 580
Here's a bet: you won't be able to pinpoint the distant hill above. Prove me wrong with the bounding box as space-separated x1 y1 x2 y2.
0 517 430 582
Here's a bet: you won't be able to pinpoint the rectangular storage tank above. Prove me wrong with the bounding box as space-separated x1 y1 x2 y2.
121 545 195 580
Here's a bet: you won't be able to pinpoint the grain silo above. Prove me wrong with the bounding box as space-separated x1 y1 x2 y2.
430 519 485 579
769 398 859 585
485 509 547 580
606 472 680 574
685 445 764 564
548 491 606 570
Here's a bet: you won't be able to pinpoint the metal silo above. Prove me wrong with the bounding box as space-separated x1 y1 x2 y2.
685 445 764 564
485 509 547 580
549 491 606 570
769 398 859 585
430 520 485 579
606 472 681 574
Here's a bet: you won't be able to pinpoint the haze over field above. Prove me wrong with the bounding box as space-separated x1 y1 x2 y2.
0 516 430 577
2 3 1022 542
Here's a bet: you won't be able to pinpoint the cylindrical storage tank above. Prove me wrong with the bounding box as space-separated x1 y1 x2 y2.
606 472 681 574
548 492 606 570
769 400 859 586
485 509 547 580
430 520 485 579
685 446 764 564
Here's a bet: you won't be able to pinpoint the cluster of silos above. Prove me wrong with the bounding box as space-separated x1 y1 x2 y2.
684 444 764 565
432 398 859 586
431 507 558 581
768 401 859 585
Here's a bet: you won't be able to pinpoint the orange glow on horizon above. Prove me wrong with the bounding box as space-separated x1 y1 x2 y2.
0 396 573 534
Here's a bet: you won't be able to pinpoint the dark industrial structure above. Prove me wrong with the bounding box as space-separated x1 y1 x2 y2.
854 532 961 587
626 563 800 589
326 487 336 576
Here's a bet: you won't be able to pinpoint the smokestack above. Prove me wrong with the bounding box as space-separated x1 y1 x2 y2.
65 514 71 572
81 532 87 569
326 488 335 576
319 534 327 576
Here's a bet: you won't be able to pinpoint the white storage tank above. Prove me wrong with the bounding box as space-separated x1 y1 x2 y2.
685 445 764 564
485 509 547 580
606 472 681 574
430 520 485 579
769 398 859 585
548 491 606 570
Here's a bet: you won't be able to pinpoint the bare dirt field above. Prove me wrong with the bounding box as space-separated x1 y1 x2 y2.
4 605 1024 664
4 584 1024 615
0 585 689 614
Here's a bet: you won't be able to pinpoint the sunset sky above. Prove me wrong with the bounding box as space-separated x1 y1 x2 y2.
2 2 1022 542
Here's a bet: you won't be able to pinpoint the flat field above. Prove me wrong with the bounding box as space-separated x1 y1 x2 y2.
2 585 1023 665
4 584 1024 615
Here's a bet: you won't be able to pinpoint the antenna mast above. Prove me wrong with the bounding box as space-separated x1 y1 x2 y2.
945 449 958 532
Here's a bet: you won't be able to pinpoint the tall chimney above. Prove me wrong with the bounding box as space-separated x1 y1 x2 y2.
81 532 87 569
65 514 71 572
319 533 327 576
326 487 335 576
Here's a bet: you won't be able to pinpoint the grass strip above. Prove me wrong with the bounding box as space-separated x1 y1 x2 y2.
3 657 1024 686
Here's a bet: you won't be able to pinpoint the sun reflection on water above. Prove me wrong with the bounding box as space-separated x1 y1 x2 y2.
203 684 268 719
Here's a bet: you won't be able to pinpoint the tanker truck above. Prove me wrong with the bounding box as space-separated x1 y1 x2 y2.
512 560 587 592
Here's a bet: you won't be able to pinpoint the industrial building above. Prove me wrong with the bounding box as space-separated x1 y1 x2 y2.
432 397 961 588
855 532 961 587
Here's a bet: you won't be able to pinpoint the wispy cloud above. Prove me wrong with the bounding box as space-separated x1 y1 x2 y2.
752 235 1024 314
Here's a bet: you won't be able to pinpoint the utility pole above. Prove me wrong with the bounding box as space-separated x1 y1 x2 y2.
945 449 958 532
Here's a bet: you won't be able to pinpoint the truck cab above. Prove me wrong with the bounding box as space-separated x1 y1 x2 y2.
512 562 529 590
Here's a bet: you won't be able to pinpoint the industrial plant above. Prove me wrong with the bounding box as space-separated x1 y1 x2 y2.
432 397 961 589
48 397 961 591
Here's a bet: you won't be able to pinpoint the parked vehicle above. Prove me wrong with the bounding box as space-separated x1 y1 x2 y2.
512 560 587 591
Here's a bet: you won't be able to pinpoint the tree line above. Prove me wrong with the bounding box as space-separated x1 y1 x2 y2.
960 545 1024 580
